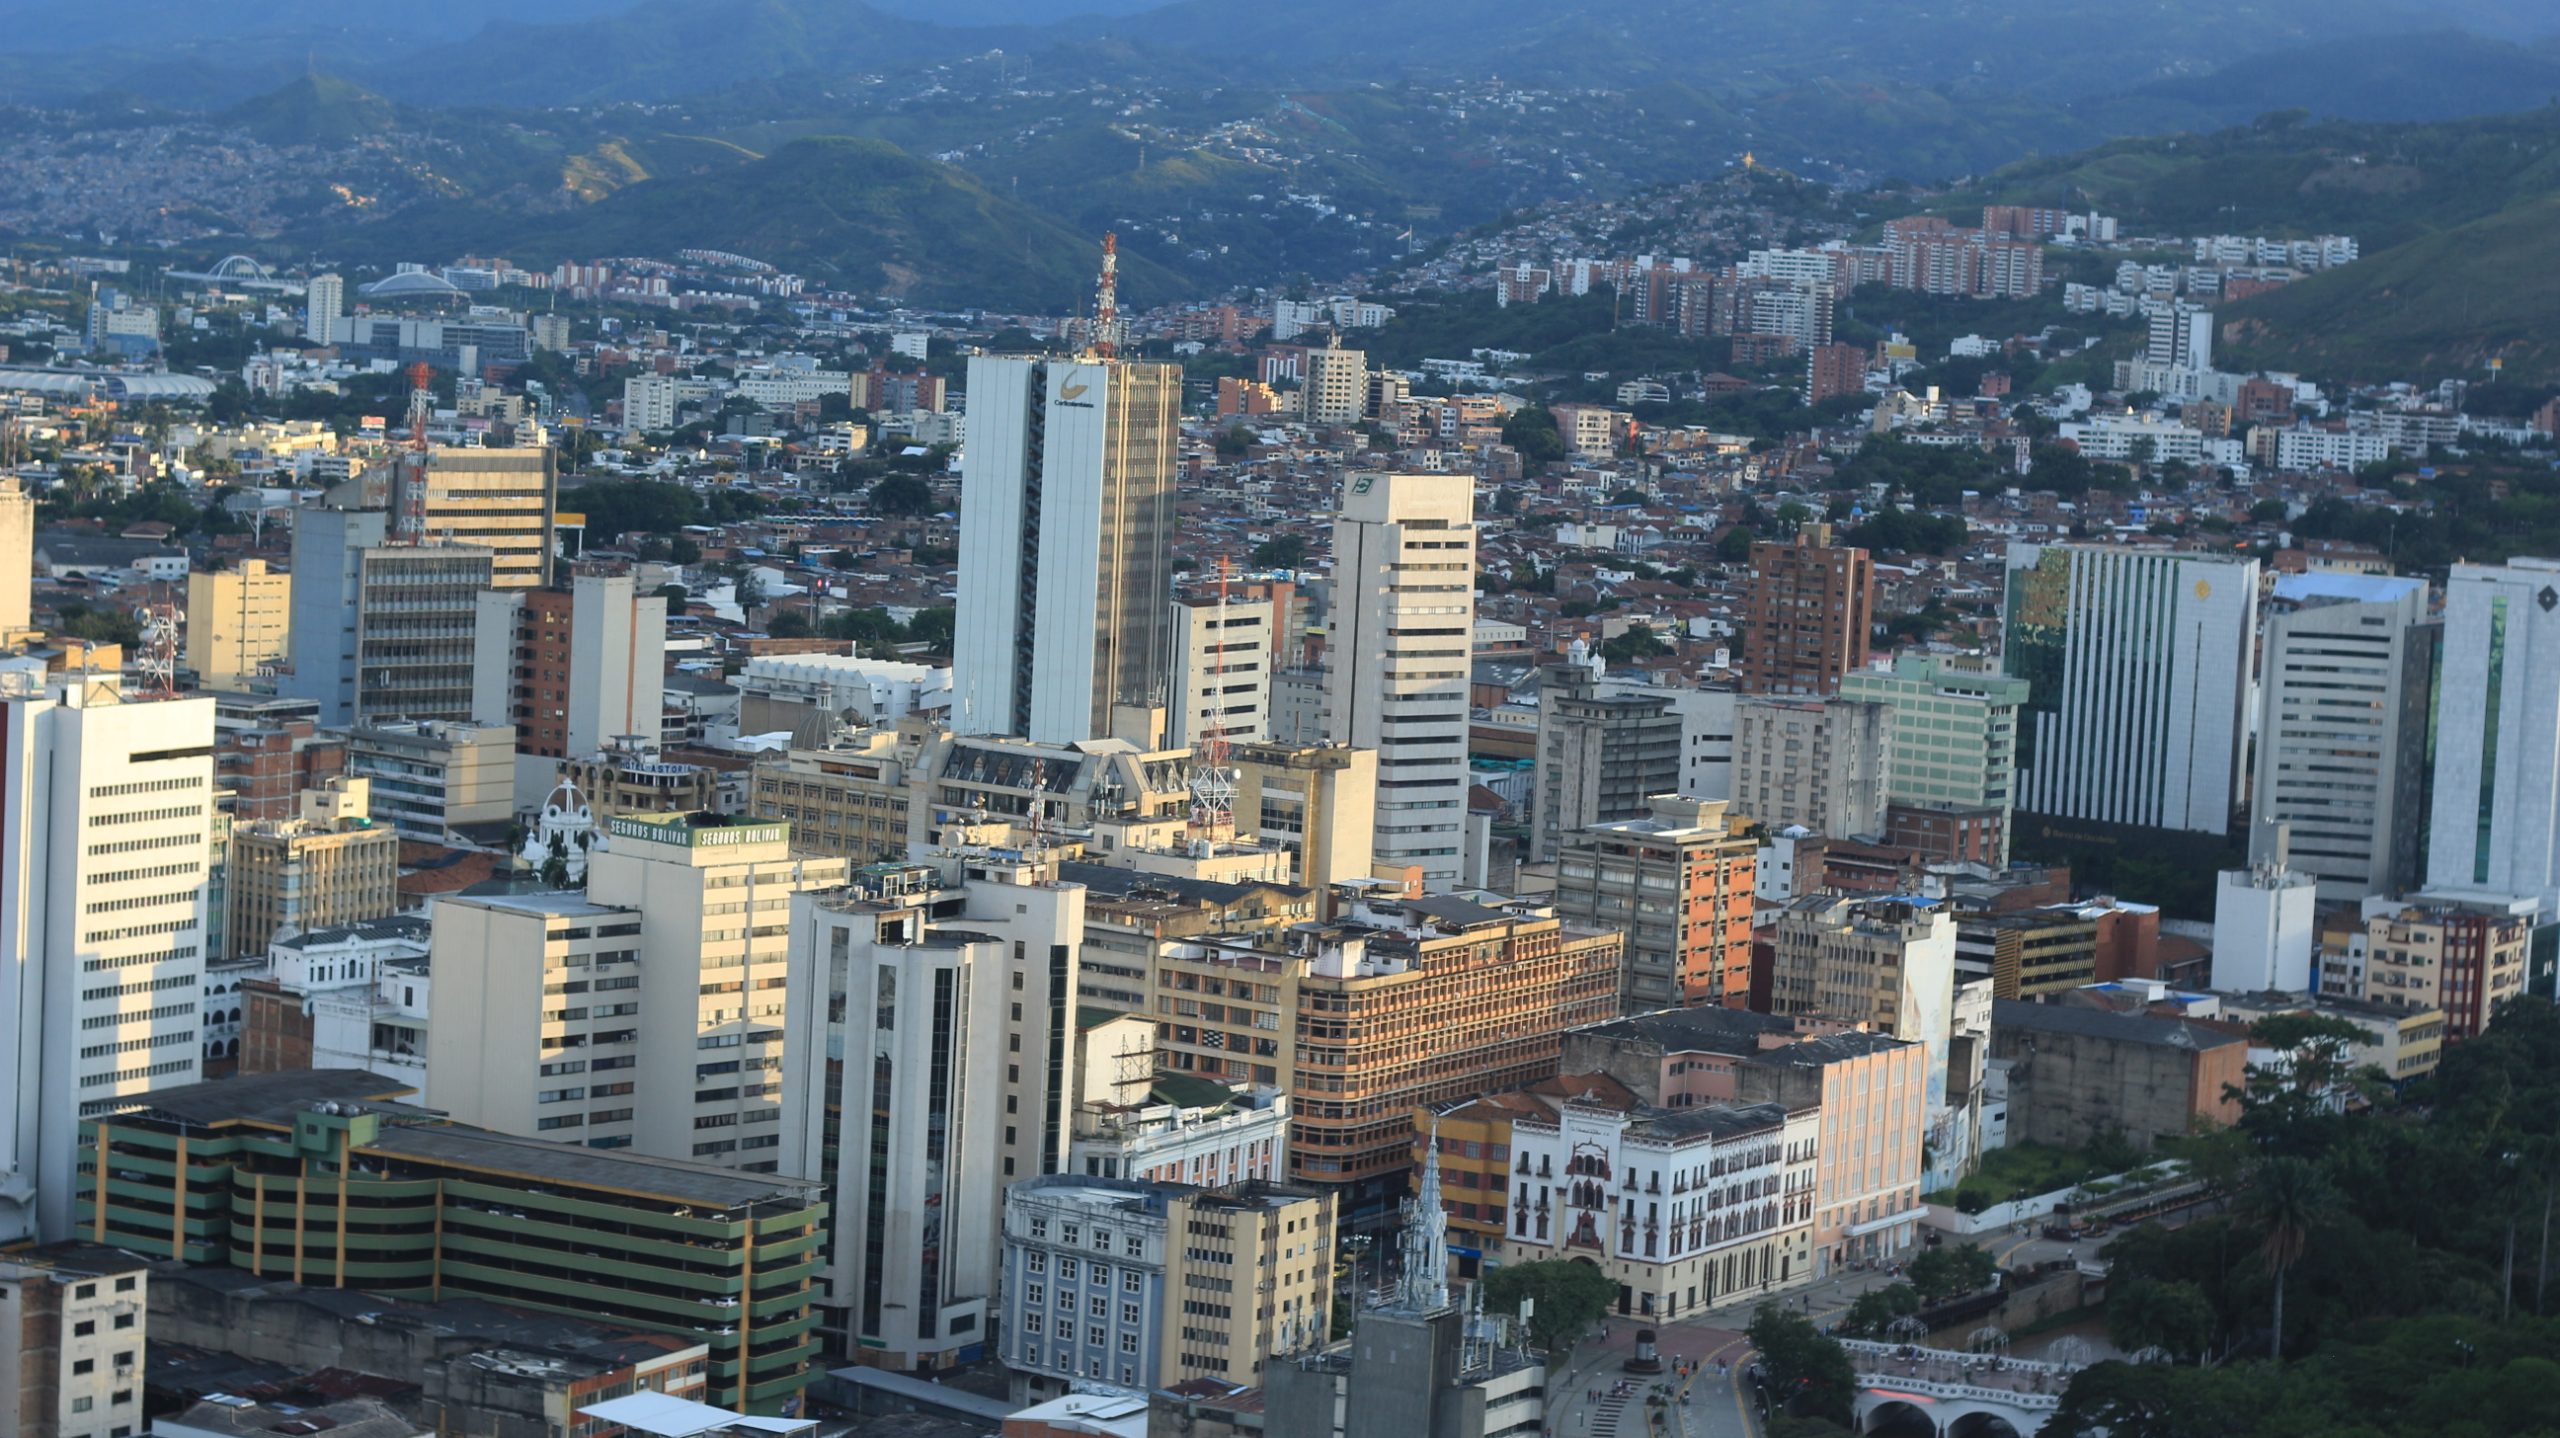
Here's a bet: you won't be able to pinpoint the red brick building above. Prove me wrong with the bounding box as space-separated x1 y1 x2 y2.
1739 525 1874 697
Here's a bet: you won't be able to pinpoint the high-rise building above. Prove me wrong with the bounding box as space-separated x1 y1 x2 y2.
1301 340 1369 426
1740 526 1873 697
2144 300 2213 371
998 1176 1335 1397
1840 653 2029 865
779 848 1084 1369
473 570 667 806
1768 896 1957 1086
1530 654 1682 863
1324 473 1476 888
284 504 494 727
0 670 214 1242
221 777 400 961
1554 795 1756 1010
304 273 344 343
2003 542 2259 834
1167 593 1274 749
2353 902 2531 1041
340 720 515 842
953 355 1181 743
2427 558 2560 915
429 812 848 1170
1805 344 1868 406
185 559 291 692
0 477 32 636
2252 574 2436 900
1731 697 1892 838
77 1069 828 1410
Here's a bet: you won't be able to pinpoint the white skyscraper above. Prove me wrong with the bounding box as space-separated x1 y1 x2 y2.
2002 542 2259 834
953 355 1181 743
1166 592 1274 749
779 846 1084 1370
0 668 215 1241
2251 573 2436 900
2427 557 2560 916
1325 472 1476 887
305 273 344 344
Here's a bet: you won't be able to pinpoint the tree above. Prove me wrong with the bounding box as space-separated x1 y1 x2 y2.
1601 625 1669 664
1840 1282 1920 1335
1251 533 1310 569
2234 1014 2373 1138
1747 1303 1858 1426
733 571 767 622
2107 1278 2216 1362
1480 1259 1618 1354
2248 1156 2335 1361
1215 426 1255 457
869 473 935 516
767 610 815 638
1906 1243 1996 1303
1501 406 1566 466
1716 525 1758 563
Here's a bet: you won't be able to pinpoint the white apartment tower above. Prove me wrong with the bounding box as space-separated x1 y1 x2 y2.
2002 542 2259 834
1166 593 1275 749
1302 341 1369 426
779 848 1085 1369
305 273 344 345
2427 557 2560 916
0 670 214 1241
1324 472 1476 887
2251 574 2436 901
953 355 1182 743
0 478 31 636
425 813 848 1170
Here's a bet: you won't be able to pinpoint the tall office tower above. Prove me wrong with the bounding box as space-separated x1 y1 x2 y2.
2427 557 2560 915
221 777 399 960
2002 542 2260 834
1301 339 1368 426
304 273 344 343
1554 795 1756 1010
473 570 668 807
2251 574 2437 901
285 506 495 727
0 669 214 1241
0 477 30 635
1231 741 1377 903
429 812 848 1170
1530 652 1681 862
2144 300 2214 371
185 559 292 691
953 355 1181 743
1167 592 1274 748
779 847 1085 1370
1324 472 1477 888
1841 653 2031 865
1739 525 1874 697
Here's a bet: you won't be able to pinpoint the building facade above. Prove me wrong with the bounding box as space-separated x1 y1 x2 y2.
2251 574 2436 900
1839 654 2027 866
0 673 214 1243
1324 473 1477 887
341 720 515 842
1739 526 1873 697
1553 795 1757 1010
2355 903 2531 1041
221 777 400 961
1530 657 1682 863
2426 558 2560 915
1731 697 1892 839
186 559 291 692
953 355 1182 743
1167 594 1275 750
2003 542 2259 834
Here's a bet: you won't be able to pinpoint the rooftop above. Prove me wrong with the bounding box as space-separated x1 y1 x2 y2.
1991 998 2246 1051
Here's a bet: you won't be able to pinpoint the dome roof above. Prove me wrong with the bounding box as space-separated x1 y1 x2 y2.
361 270 462 297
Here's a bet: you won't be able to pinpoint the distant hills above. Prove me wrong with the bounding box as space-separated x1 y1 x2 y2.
218 74 400 146
1961 106 2560 384
309 135 1183 311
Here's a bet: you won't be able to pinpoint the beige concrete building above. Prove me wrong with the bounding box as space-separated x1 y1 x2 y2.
396 445 558 589
558 737 721 819
1302 340 1369 427
0 477 30 637
747 728 920 862
341 720 515 842
2355 902 2531 1041
220 777 400 960
1231 741 1377 906
1168 593 1275 749
185 559 291 692
1000 1176 1335 1398
1732 696 1892 839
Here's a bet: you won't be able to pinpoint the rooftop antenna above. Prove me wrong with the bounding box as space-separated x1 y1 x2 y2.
1091 232 1122 361
1187 554 1238 853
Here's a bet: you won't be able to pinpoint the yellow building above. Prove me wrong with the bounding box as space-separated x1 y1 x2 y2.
187 559 292 690
1232 741 1377 910
221 777 401 960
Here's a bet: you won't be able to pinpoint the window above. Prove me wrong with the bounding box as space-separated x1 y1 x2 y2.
1026 1284 1045 1307
1094 1227 1113 1250
1027 1251 1046 1274
1123 1269 1143 1293
1025 1314 1043 1336
72 1397 93 1414
1125 1234 1145 1257
1090 1295 1107 1318
1120 1332 1139 1354
75 1320 94 1336
74 1359 95 1375
1122 1302 1141 1324
1030 1217 1048 1240
1062 1224 1080 1246
1060 1257 1079 1281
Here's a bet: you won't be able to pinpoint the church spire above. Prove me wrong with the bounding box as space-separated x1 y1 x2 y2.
1398 1119 1451 1311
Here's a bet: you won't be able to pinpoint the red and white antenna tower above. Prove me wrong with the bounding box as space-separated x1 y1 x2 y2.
133 598 182 699
1091 232 1122 361
396 362 434 541
405 361 433 451
1188 554 1238 849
